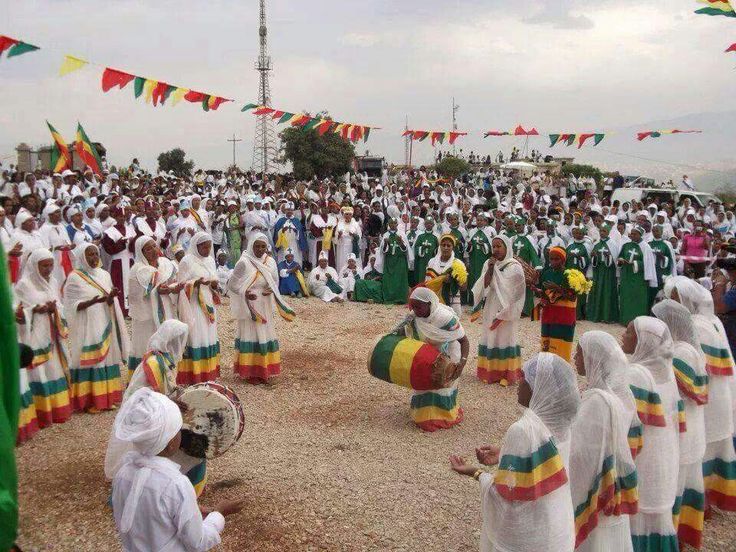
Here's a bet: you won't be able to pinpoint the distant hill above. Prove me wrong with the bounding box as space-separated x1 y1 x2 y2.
568 110 736 192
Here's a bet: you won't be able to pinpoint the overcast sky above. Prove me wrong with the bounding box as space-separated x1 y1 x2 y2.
2 0 734 172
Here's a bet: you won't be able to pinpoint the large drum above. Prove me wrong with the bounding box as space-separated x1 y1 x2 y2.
178 382 245 459
368 334 454 391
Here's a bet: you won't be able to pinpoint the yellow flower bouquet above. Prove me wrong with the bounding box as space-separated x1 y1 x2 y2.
563 268 593 296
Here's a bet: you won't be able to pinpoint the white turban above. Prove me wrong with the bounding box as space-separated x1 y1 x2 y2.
114 387 182 457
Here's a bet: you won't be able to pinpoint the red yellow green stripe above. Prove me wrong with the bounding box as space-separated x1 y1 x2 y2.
79 322 112 367
677 488 705 549
410 388 462 432
75 122 103 174
70 363 122 411
233 339 280 382
494 439 568 501
695 0 736 16
630 385 666 427
703 456 736 511
17 388 39 444
477 345 521 386
369 334 444 391
701 344 734 376
177 342 220 385
47 120 71 172
628 424 643 459
672 358 708 404
677 399 687 434
185 460 207 497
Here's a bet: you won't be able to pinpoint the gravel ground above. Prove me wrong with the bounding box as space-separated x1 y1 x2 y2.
15 298 736 551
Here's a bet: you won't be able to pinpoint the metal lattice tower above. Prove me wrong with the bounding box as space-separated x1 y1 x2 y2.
252 0 279 175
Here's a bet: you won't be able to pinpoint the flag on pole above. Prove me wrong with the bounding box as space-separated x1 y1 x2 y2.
47 121 71 173
695 0 736 17
0 241 20 551
75 123 103 174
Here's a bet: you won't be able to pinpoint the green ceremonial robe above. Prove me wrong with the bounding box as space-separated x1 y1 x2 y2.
513 235 540 317
565 242 591 320
448 226 466 262
587 239 619 323
406 230 418 286
648 239 674 309
618 241 649 325
381 232 410 304
353 269 383 303
467 229 491 305
413 232 438 289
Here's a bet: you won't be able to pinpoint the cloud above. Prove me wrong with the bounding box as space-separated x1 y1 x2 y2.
340 32 381 48
524 4 594 30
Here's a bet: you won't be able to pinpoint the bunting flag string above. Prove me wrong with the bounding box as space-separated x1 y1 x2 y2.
58 54 88 76
549 133 606 148
241 104 379 143
484 125 539 137
0 35 40 59
694 0 736 17
402 129 467 145
636 129 702 141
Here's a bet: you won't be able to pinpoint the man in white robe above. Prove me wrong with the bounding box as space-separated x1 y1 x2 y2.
308 251 343 302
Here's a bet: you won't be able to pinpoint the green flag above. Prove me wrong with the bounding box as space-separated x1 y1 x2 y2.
549 134 560 147
0 242 20 551
7 42 39 58
134 77 145 99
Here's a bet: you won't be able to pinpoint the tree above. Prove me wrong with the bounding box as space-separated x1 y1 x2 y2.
434 156 471 179
280 116 355 180
560 163 603 185
157 148 194 177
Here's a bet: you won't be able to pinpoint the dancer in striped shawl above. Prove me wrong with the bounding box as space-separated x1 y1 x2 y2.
63 244 128 413
229 232 295 384
571 332 639 551
14 249 71 428
450 353 579 551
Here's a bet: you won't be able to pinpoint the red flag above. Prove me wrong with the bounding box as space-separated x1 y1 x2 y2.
252 106 275 115
0 36 19 56
101 68 135 92
513 125 527 136
527 128 539 136
402 130 412 137
727 43 736 52
317 120 333 135
636 132 653 141
449 132 461 145
208 97 230 111
184 90 207 103
151 81 169 106
271 110 284 119
577 133 596 148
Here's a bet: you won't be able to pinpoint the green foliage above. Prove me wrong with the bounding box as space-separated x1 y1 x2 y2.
434 156 471 179
560 163 603 184
157 148 194 177
715 184 736 204
279 119 356 180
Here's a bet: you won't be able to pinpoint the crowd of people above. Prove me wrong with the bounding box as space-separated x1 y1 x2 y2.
3 158 736 551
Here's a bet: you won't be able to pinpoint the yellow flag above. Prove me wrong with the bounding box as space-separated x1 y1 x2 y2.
275 229 288 250
144 79 157 104
295 270 310 297
170 88 188 106
322 226 334 251
59 55 88 77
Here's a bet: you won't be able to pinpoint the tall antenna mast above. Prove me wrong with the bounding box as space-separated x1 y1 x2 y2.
451 97 460 156
252 0 279 178
404 115 410 166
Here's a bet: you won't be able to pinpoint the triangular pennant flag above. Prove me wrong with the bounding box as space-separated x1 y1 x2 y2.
727 43 736 53
513 125 527 136
143 79 157 104
341 125 352 140
241 103 259 111
134 77 146 99
278 112 295 124
577 133 596 148
151 81 169 106
0 36 19 57
565 134 576 146
363 127 371 142
207 96 230 111
527 128 539 136
184 90 207 103
402 130 412 137
101 68 135 92
161 84 177 105
201 95 212 112
317 120 333 135
7 41 40 58
302 118 321 131
253 106 276 116
593 134 605 146
271 110 285 120
59 55 88 77
549 134 560 147
170 88 188 106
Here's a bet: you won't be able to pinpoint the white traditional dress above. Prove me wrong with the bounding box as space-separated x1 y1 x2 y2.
127 236 179 374
228 232 295 384
14 248 72 428
308 255 342 302
472 234 526 387
63 244 128 412
479 353 577 552
334 216 361 275
176 232 221 385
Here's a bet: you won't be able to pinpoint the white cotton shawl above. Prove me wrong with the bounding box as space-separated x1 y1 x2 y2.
471 234 526 321
128 237 178 325
407 287 465 346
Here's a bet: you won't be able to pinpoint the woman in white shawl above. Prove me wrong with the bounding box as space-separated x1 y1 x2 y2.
14 248 72 427
665 276 736 515
402 287 469 431
472 234 526 387
570 332 639 551
228 232 295 384
334 207 361 274
127 236 181 374
176 231 221 385
10 210 45 278
63 243 128 413
652 300 708 549
621 317 680 551
450 352 578 552
308 250 344 303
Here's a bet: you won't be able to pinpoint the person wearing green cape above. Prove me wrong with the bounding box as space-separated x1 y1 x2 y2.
537 220 565 270
412 217 439 289
466 213 493 305
587 224 621 323
617 226 658 325
406 217 421 286
380 218 411 304
647 224 676 309
353 241 384 303
565 226 592 320
512 219 541 317
443 212 467 262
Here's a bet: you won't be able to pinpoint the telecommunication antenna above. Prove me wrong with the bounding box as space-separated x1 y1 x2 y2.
227 134 242 167
452 97 460 156
252 0 279 177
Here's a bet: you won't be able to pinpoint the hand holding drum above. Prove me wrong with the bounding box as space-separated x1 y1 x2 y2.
368 334 455 391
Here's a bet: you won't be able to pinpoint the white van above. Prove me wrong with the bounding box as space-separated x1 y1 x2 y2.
610 187 721 209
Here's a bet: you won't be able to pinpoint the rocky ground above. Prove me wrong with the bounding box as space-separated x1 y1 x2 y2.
14 298 736 551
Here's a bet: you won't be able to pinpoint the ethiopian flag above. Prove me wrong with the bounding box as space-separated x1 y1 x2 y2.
75 123 103 174
47 121 71 173
0 242 20 551
695 0 736 16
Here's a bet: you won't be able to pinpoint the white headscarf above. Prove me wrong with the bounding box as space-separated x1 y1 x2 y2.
147 319 189 365
15 248 57 305
408 287 465 345
522 352 580 442
631 316 675 385
112 388 182 533
178 231 216 280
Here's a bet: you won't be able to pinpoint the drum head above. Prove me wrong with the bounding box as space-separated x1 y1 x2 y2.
178 382 245 459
